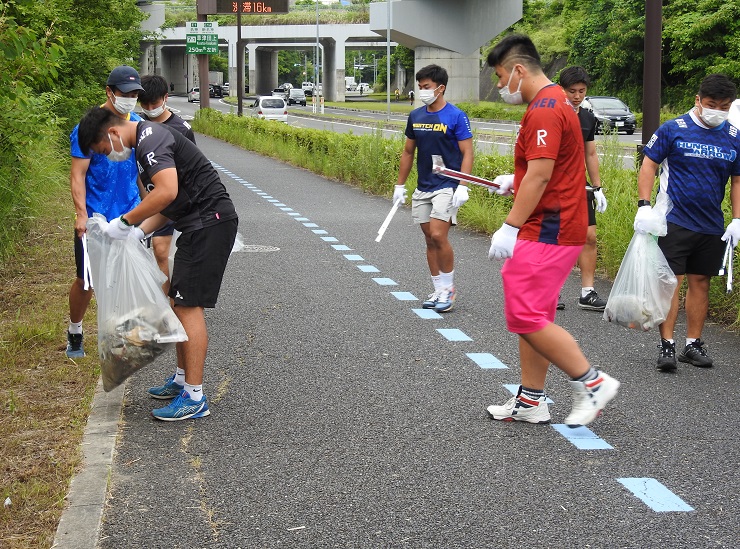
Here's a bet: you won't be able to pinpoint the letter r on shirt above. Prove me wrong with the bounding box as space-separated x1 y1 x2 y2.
537 129 547 147
146 152 157 166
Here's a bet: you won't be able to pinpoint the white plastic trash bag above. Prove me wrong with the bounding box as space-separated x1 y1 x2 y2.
86 214 188 391
603 193 677 331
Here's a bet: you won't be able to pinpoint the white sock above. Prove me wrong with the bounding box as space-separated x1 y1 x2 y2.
439 270 454 289
431 275 443 292
173 368 186 386
686 338 697 346
581 287 594 298
69 321 83 335
184 383 203 402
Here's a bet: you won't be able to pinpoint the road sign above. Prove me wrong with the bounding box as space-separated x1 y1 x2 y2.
186 33 218 55
186 21 219 33
214 0 289 13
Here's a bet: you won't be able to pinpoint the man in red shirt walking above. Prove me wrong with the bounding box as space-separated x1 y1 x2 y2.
485 34 619 427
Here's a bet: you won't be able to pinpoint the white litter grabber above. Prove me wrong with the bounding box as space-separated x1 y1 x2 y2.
431 155 501 190
375 198 402 242
431 155 596 192
718 240 733 293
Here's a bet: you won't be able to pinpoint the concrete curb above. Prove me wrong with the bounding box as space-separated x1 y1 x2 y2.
51 379 125 549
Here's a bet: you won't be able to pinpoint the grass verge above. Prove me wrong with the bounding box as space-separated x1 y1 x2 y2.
0 183 100 548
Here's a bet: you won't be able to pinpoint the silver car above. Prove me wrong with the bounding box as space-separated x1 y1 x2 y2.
250 97 288 123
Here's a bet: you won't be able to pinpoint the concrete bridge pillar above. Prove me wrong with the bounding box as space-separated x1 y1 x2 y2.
413 47 480 105
249 46 279 96
324 40 345 102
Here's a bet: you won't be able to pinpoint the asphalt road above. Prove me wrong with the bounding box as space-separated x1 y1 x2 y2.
92 133 738 548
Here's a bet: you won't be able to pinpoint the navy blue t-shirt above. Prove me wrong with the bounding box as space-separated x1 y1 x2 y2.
404 102 473 192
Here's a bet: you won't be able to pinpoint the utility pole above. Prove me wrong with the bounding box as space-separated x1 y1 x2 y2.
642 0 662 147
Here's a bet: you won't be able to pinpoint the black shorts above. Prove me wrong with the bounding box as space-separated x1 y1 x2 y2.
586 189 596 227
658 222 725 276
169 219 238 308
152 220 175 238
74 232 85 279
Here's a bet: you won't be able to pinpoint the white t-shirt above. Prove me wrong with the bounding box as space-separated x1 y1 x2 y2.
729 98 740 128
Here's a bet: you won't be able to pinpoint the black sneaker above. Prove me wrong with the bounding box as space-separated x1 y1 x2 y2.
66 331 85 358
678 339 713 368
656 339 677 372
556 294 565 310
578 290 607 311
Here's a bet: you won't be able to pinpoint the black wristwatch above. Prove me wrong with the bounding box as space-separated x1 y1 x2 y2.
637 199 651 208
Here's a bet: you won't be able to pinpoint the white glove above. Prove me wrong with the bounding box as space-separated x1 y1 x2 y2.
633 205 655 235
132 227 145 241
593 187 607 213
488 223 520 260
105 216 133 240
491 174 515 196
452 185 469 208
721 218 740 248
393 184 406 205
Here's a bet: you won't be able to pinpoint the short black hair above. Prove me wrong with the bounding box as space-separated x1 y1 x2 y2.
139 74 169 104
487 34 541 69
559 66 590 89
698 74 737 102
77 107 123 156
415 64 448 88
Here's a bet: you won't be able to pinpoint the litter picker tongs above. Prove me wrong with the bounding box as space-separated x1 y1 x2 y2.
718 241 733 293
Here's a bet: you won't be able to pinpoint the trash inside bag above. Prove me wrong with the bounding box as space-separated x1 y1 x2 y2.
86 214 188 391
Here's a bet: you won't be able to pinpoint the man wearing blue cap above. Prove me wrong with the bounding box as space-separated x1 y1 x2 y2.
65 65 144 358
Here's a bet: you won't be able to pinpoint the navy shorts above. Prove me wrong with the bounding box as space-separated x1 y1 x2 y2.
658 222 725 276
169 219 238 308
152 220 175 238
74 232 85 279
586 189 596 227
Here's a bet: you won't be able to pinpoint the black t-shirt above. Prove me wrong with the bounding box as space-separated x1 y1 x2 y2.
135 121 237 233
578 107 597 143
142 111 196 144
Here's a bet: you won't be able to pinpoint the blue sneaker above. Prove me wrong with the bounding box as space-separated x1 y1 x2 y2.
66 331 85 358
151 391 210 421
147 374 184 400
434 286 456 313
422 290 442 309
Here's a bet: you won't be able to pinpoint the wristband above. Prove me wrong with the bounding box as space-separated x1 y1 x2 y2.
119 215 131 226
637 199 651 208
592 186 602 192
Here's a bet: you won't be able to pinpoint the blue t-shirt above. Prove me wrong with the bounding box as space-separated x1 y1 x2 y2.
404 102 473 192
69 111 142 221
643 111 740 234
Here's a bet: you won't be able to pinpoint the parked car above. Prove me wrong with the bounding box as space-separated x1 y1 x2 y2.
271 87 289 100
250 96 288 123
209 84 223 98
187 87 200 102
582 96 637 135
288 88 307 106
222 82 230 93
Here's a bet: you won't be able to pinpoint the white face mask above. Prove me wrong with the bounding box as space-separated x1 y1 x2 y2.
419 85 442 106
107 133 132 162
699 105 729 127
143 102 166 118
500 68 523 105
111 94 137 115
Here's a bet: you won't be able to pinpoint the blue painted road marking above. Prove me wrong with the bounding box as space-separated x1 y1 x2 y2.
413 308 442 319
344 255 364 261
391 291 417 301
280 207 293 211
267 199 279 203
466 353 507 369
303 223 319 228
295 217 310 221
358 265 380 273
288 213 300 216
504 384 554 404
436 329 472 342
551 425 613 450
617 478 694 512
321 237 338 242
332 245 353 251
275 203 286 207
312 230 328 235
372 278 397 286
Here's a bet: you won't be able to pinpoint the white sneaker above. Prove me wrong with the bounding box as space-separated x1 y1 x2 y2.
564 371 620 427
487 393 551 424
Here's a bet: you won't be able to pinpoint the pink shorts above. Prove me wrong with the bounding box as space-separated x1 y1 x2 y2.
501 240 582 334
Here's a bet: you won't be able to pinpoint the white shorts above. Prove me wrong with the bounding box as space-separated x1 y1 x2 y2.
411 188 457 225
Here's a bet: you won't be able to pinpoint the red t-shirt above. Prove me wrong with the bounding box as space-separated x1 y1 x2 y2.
514 84 587 245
